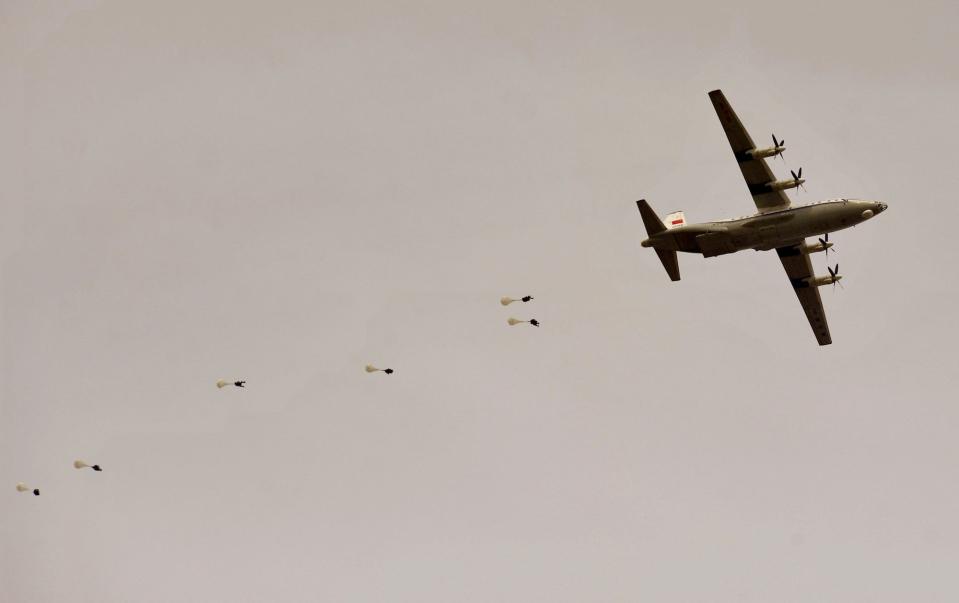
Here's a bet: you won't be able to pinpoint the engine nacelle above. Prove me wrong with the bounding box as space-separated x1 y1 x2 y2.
802 240 833 255
746 145 784 160
806 274 841 288
768 177 805 191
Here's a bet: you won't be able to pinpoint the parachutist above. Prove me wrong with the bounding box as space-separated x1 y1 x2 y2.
234 381 246 388
33 489 40 496
92 465 102 471
384 368 394 374
522 295 533 302
529 319 540 327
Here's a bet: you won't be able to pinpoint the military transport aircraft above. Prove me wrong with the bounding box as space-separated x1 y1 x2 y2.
637 89 887 345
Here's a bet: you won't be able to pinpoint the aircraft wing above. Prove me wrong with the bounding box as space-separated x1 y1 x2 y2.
708 90 791 212
776 243 832 346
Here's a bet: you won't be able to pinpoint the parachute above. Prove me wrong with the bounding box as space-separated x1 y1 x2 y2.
500 295 533 306
365 364 394 375
16 482 39 496
508 317 540 327
74 460 102 471
216 379 245 388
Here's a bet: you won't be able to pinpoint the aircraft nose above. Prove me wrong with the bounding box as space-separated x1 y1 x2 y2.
876 202 888 213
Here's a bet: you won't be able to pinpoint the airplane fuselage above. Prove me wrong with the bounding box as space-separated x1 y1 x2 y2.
641 198 887 257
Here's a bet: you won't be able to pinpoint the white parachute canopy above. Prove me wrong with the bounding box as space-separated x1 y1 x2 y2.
16 482 39 496
216 379 246 388
74 459 102 471
501 295 533 306
507 317 540 327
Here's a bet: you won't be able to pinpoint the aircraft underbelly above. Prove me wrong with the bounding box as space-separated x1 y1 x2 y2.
697 232 738 257
673 206 858 257
727 210 835 250
668 230 703 253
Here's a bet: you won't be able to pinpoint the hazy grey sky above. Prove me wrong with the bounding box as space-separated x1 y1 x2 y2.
3 1 959 601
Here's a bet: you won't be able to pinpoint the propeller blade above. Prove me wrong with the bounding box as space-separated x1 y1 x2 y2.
827 266 835 278
797 167 802 178
791 170 798 180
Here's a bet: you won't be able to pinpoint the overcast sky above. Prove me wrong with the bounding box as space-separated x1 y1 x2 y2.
2 1 959 601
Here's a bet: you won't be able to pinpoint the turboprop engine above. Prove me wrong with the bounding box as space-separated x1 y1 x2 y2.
802 234 833 255
746 134 786 160
768 168 805 191
808 274 840 287
806 264 842 288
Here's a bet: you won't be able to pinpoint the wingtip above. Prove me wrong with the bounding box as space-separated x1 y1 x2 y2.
708 89 722 96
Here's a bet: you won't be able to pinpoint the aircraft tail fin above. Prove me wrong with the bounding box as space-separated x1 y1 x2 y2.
664 211 686 230
636 199 666 236
636 200 680 281
655 248 681 281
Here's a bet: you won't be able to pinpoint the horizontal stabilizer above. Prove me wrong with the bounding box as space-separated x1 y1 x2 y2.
655 248 681 281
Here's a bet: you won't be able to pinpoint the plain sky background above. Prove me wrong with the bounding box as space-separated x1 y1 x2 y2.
2 1 959 601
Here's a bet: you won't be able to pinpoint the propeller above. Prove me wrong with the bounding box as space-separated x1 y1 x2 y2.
827 263 844 290
790 167 806 192
818 232 837 259
772 134 785 161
